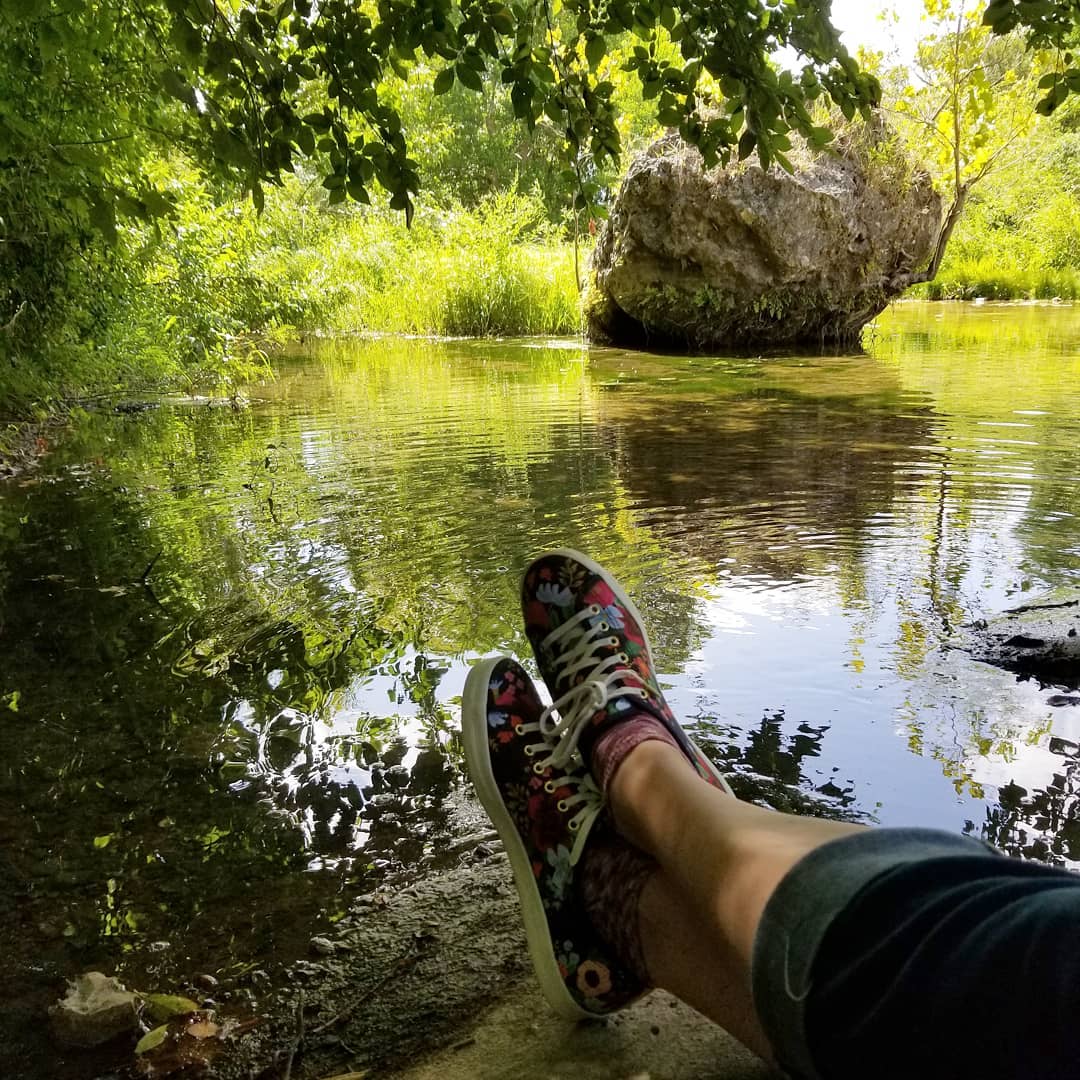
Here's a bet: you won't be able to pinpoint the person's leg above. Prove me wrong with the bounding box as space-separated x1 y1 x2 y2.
607 738 1080 1080
519 552 1080 1078
609 739 865 968
637 867 776 1063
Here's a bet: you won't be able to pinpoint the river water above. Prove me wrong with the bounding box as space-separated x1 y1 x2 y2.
3 301 1080 1075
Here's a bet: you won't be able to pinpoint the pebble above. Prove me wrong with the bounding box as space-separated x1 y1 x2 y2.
310 936 337 956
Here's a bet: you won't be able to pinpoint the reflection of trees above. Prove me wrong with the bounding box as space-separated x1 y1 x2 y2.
0 337 729 1069
597 353 934 582
872 302 1080 581
691 710 870 822
970 737 1080 867
0 465 459 1078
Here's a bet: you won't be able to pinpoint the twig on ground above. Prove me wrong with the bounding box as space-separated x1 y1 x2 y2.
310 949 424 1037
281 988 305 1080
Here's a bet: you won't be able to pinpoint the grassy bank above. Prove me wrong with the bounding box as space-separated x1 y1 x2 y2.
0 182 581 416
913 260 1080 301
310 191 581 337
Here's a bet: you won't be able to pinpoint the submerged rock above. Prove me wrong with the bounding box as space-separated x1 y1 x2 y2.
587 128 940 350
961 597 1080 690
49 971 138 1047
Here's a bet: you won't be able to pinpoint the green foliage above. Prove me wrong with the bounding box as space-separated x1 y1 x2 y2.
1 0 880 226
982 0 1080 115
910 96 1080 300
888 1 1046 192
872 0 1051 284
0 0 883 405
313 190 581 336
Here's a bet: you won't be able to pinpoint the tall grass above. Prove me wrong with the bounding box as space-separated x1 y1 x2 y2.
307 190 582 337
0 177 582 414
915 259 1080 301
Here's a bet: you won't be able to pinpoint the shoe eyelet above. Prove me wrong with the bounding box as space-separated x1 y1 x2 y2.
590 604 600 614
533 762 546 775
619 652 628 663
568 818 580 831
523 744 536 757
599 621 609 631
513 723 525 735
609 636 619 647
544 780 556 793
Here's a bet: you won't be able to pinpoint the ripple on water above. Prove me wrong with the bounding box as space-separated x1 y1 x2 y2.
4 304 1080 1074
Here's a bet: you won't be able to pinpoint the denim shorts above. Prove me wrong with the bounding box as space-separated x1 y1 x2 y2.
751 828 1080 1080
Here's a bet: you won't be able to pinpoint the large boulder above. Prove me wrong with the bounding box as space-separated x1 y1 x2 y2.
586 129 941 349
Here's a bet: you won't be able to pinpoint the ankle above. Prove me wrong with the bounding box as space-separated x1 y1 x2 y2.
591 711 683 794
607 739 694 851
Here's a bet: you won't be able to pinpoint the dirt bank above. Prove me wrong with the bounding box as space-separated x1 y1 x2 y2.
210 841 775 1080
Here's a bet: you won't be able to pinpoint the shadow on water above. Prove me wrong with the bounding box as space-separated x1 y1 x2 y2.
4 305 1080 1074
0 451 460 1077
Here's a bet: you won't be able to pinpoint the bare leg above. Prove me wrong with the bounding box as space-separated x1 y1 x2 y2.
616 741 866 1056
638 868 776 1063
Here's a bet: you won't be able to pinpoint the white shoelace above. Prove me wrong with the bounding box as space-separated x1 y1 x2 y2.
531 603 650 772
508 703 606 865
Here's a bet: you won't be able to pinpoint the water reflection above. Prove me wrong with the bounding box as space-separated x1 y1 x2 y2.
3 304 1080 1074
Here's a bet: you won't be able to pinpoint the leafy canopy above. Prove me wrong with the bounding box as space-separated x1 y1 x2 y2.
982 0 1080 115
1 0 883 231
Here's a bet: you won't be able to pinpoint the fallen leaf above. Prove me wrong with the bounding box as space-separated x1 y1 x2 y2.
185 1019 219 1039
142 993 199 1021
135 1025 169 1055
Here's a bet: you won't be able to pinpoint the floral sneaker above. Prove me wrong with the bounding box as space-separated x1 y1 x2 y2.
522 549 732 791
462 656 646 1019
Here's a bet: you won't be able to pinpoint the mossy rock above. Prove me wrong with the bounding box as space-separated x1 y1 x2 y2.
588 128 941 351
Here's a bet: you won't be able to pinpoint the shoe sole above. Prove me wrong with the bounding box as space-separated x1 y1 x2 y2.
462 655 592 1022
540 548 734 795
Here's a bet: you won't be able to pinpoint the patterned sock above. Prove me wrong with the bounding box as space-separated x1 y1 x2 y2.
578 831 658 984
591 713 683 794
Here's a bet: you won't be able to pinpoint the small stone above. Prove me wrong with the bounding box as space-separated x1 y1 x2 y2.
309 936 337 956
384 764 410 788
192 973 219 991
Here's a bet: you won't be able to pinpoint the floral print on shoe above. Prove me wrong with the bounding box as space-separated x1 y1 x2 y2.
461 656 646 1018
522 549 731 790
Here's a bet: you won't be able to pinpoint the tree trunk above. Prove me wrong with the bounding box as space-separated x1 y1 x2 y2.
894 182 969 289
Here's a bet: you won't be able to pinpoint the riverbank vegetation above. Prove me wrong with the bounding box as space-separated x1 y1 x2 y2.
873 0 1080 302
2 0 1079 414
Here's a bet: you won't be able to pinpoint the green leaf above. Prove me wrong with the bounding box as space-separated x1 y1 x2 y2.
456 62 483 91
585 35 606 71
490 7 514 35
212 126 254 168
93 834 112 849
433 67 455 95
135 1025 170 1055
89 196 117 246
143 994 199 1021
